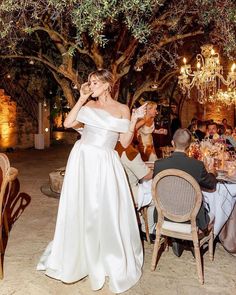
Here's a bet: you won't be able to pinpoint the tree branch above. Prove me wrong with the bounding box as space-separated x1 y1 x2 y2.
32 25 92 58
0 54 76 81
136 30 204 67
50 71 76 107
130 69 178 107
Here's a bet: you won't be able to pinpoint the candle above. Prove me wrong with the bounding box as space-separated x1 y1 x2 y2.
221 147 225 170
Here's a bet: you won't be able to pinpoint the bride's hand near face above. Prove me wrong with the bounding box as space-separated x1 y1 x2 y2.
64 82 92 129
79 82 93 104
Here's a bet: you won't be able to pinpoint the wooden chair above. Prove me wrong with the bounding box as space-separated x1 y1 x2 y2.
151 169 214 284
0 153 18 279
139 206 151 244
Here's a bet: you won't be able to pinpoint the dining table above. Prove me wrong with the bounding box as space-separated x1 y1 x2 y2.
202 181 236 236
137 175 236 241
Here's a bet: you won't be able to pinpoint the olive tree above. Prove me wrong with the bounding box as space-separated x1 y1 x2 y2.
0 0 235 107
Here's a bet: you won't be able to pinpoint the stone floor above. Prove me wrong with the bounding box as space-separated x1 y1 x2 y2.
0 144 236 295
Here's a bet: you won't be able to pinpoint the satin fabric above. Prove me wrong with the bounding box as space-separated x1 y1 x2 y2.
37 106 143 293
137 123 157 161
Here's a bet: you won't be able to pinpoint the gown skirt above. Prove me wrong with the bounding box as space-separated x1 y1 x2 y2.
37 106 143 294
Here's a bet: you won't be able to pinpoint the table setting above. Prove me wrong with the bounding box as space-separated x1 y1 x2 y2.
189 139 236 238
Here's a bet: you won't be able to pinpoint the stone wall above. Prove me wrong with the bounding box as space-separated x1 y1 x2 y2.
0 89 37 150
181 99 235 127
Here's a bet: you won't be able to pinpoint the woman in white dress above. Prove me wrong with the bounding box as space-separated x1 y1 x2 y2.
37 69 146 293
136 101 167 162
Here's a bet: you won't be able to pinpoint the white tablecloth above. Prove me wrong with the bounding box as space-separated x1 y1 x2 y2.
203 183 236 236
137 179 152 210
137 181 236 237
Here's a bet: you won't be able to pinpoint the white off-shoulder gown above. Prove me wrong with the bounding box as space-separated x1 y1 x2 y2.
37 106 143 293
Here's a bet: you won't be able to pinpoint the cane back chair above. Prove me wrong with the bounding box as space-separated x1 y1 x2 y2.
151 169 214 284
0 153 18 279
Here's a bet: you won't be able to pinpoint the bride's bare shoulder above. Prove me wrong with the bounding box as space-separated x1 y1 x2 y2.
114 102 130 119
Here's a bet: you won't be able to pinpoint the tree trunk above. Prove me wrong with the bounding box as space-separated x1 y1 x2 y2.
112 79 121 101
60 80 76 108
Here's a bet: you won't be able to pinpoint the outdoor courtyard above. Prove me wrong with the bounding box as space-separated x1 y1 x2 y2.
0 144 235 295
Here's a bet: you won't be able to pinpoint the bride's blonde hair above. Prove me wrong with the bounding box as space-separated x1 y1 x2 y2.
88 69 114 92
145 101 157 110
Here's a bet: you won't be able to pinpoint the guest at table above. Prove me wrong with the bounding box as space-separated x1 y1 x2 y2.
222 126 236 149
194 120 206 141
187 117 198 132
232 127 236 140
205 121 220 139
115 142 156 242
222 118 231 130
153 128 217 256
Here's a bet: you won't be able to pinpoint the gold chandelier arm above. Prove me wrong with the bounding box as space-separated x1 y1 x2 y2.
214 72 231 86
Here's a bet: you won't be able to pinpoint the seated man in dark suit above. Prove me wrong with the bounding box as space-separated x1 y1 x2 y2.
194 120 206 141
153 128 217 256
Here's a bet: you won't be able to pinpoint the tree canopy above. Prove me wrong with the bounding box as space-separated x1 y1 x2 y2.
0 0 235 107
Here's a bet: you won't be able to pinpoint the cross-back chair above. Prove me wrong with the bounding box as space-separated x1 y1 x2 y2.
0 153 18 279
151 169 214 284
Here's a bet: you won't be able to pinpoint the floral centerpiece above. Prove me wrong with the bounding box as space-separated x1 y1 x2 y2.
189 138 229 171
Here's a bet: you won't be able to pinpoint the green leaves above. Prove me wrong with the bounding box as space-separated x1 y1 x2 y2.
0 0 235 63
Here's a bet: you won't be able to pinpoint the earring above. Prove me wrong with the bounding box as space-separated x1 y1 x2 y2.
103 88 110 101
105 90 108 101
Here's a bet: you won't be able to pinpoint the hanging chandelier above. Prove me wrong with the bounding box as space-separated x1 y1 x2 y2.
178 44 236 104
209 88 236 106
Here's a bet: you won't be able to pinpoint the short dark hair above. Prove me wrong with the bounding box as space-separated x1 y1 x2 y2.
173 128 192 150
197 120 206 129
207 122 217 129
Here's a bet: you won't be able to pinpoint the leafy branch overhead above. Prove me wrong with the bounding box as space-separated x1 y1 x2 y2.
0 0 235 107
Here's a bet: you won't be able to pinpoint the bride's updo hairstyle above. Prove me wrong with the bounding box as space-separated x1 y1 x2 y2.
88 69 114 92
145 100 157 109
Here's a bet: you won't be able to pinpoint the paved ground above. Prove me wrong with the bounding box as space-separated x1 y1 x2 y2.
0 144 236 295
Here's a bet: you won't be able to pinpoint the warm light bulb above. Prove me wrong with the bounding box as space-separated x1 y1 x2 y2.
151 84 158 89
45 128 49 132
197 62 201 69
135 66 143 72
231 63 236 72
183 57 187 64
211 49 215 55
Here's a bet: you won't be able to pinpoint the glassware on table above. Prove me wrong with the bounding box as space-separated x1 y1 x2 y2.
214 158 222 170
203 156 214 173
162 146 172 158
225 160 236 176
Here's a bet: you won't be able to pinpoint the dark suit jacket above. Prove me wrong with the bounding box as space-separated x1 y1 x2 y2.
194 129 206 141
154 151 217 230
